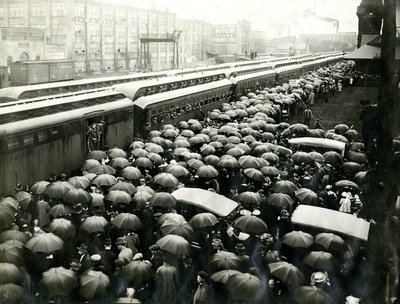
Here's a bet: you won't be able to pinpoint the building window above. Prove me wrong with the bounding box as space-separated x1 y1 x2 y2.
105 26 114 37
75 6 85 18
75 61 86 72
31 6 46 17
19 52 29 61
9 6 24 17
88 6 100 21
51 5 66 17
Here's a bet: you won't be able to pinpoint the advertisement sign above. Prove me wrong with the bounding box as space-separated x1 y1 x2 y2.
212 26 237 44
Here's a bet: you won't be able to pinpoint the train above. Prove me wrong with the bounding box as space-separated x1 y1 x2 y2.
0 52 345 196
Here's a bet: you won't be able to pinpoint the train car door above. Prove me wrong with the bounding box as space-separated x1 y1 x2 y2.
83 112 106 156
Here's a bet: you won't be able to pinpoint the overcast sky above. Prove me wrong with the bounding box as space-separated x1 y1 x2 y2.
160 0 361 36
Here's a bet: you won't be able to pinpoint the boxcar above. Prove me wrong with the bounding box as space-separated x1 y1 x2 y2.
0 98 134 196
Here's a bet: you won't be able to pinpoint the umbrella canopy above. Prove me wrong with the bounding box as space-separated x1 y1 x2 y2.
294 286 333 304
268 261 305 285
187 159 205 170
0 242 23 265
189 213 219 229
146 152 163 165
30 181 50 194
47 218 76 240
109 182 137 195
243 168 264 182
0 230 28 244
79 270 110 300
156 234 190 255
158 213 187 225
89 164 116 175
294 188 319 206
196 165 219 178
111 213 143 231
45 181 75 199
237 191 264 205
48 204 75 218
133 191 153 209
92 174 118 187
334 180 360 190
131 148 148 158
174 139 191 148
272 180 299 194
154 173 179 188
238 156 263 169
266 193 295 209
226 273 262 301
67 176 90 189
308 151 325 162
282 231 314 248
353 171 367 187
108 147 127 159
200 144 216 155
260 166 281 176
334 123 349 134
120 166 142 181
82 159 101 171
217 157 239 169
347 151 367 164
292 152 313 164
64 188 91 206
149 192 177 208
0 206 16 230
0 198 18 211
226 147 246 157
303 251 338 271
145 143 164 154
0 283 25 303
165 164 189 177
315 233 347 252
25 232 64 253
343 162 363 174
110 157 130 169
0 263 21 284
209 251 240 270
204 155 220 166
210 270 241 284
105 190 132 205
132 157 154 169
323 151 342 165
40 267 77 296
161 219 194 240
15 191 32 210
87 150 107 160
122 260 154 283
80 216 108 234
234 215 268 234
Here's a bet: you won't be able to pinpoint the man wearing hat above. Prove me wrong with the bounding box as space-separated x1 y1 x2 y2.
98 238 117 277
310 271 330 292
149 244 163 271
193 271 210 304
116 237 133 265
90 254 105 272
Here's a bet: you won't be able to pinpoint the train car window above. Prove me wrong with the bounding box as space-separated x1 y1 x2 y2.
50 127 61 138
23 133 34 146
7 136 20 150
116 110 128 121
38 130 48 143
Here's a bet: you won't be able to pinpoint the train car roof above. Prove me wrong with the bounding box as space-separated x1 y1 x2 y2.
0 98 133 135
134 79 232 109
0 90 122 115
230 70 277 84
274 64 302 72
0 71 168 99
113 70 227 100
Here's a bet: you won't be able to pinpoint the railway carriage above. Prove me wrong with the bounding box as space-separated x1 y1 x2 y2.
231 70 278 97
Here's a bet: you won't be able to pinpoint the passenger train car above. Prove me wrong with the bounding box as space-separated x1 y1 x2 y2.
0 52 345 195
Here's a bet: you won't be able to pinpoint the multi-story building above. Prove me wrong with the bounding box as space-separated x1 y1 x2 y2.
0 0 176 74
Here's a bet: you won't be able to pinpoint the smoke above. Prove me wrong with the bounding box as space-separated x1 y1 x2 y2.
303 8 340 34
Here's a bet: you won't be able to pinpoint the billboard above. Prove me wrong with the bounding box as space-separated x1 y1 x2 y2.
212 26 238 44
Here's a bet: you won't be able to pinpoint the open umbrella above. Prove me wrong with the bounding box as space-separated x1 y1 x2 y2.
111 213 143 231
294 188 318 206
122 260 154 283
200 144 216 155
89 164 116 175
105 190 132 205
133 191 153 209
0 242 23 265
234 215 268 234
110 157 130 169
267 193 294 209
323 151 342 165
238 156 262 169
226 273 262 301
132 148 148 158
0 206 15 230
308 151 325 162
48 204 76 218
25 232 64 253
145 143 164 154
334 180 360 190
347 151 367 164
282 231 314 248
30 181 50 194
45 181 75 199
0 283 25 303
204 155 220 166
217 157 239 169
343 162 363 174
174 139 191 148
108 147 127 159
40 266 77 296
146 152 163 165
0 263 21 284
82 159 101 171
260 166 281 176
226 147 246 157
64 188 91 206
315 233 347 252
209 251 240 270
161 219 194 240
47 218 76 240
133 157 154 169
353 171 367 187
189 213 219 229
292 152 313 164
67 176 90 189
87 150 107 160
149 192 177 208
243 168 264 182
92 174 118 187
210 270 241 284
158 213 186 225
109 182 137 195
237 192 264 205
196 165 219 178
154 173 179 188
15 191 32 210
268 261 305 285
0 230 28 244
0 198 18 211
120 166 142 181
294 286 333 304
303 251 338 271
272 180 298 194
156 234 190 255
79 270 110 300
80 216 108 234
165 164 189 177
334 123 349 134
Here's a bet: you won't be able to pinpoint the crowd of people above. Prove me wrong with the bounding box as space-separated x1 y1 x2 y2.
1 60 399 304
